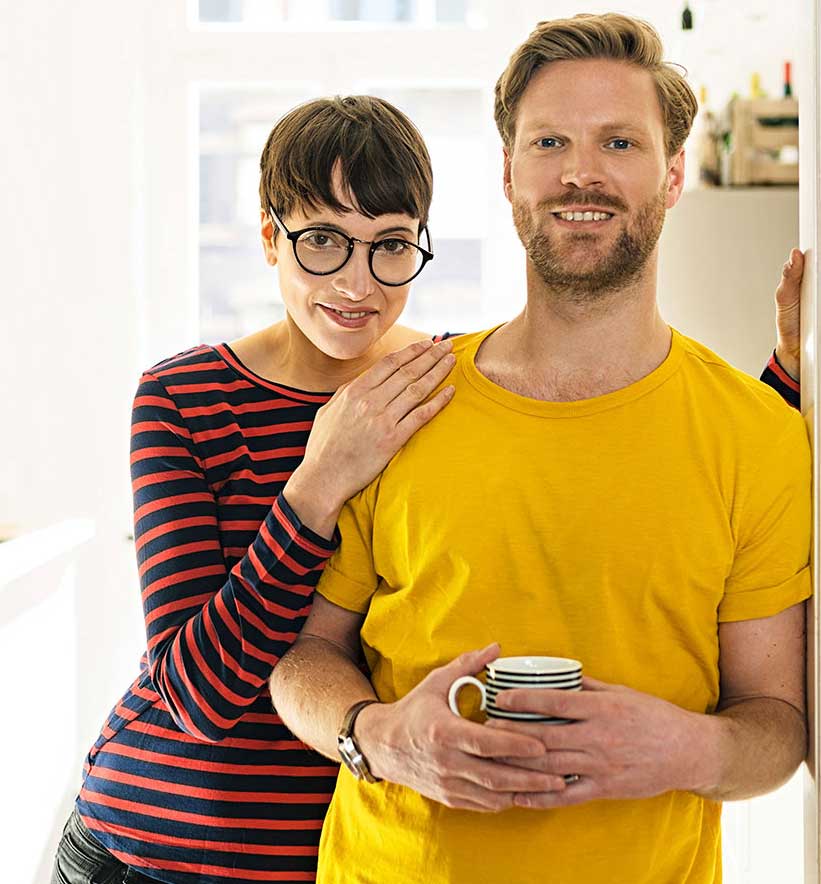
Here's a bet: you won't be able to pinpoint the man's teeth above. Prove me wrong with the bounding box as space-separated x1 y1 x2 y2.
556 211 613 222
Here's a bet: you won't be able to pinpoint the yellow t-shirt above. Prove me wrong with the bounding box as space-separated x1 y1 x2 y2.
316 327 811 884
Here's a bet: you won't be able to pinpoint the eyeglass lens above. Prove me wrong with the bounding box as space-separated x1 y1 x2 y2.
295 230 425 285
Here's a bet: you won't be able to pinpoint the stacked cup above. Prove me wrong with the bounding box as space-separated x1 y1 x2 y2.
448 656 583 724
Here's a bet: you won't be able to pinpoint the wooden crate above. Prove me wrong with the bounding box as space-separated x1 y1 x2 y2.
726 98 798 185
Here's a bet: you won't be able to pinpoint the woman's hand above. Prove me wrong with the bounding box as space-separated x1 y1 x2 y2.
284 338 456 537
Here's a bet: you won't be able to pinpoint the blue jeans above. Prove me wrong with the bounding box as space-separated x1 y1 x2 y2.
51 808 157 884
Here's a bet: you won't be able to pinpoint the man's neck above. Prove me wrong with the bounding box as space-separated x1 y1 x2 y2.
476 259 671 402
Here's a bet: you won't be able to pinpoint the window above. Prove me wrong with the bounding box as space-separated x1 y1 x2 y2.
197 0 483 28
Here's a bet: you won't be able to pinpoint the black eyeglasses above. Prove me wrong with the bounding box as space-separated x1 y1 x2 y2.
269 206 434 287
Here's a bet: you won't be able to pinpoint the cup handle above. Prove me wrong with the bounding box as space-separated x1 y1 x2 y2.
447 675 486 717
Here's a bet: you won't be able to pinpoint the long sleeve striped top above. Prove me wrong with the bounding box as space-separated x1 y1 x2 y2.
77 342 344 884
75 338 797 884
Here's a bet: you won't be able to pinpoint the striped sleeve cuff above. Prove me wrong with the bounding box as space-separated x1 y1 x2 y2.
275 492 341 558
761 351 800 410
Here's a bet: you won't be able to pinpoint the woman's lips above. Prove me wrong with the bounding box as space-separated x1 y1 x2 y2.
318 303 377 329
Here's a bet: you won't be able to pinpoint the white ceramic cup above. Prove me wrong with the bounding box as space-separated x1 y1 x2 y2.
448 655 583 717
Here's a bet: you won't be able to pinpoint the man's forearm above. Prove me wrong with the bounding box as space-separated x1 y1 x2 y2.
695 697 807 801
270 635 377 760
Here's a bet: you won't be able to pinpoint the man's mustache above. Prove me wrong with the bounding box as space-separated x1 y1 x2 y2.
538 195 628 213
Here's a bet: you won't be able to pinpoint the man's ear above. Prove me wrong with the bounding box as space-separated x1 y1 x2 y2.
503 146 513 204
665 149 686 210
261 209 278 267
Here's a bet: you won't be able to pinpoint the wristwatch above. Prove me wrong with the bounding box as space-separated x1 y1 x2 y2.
337 699 381 783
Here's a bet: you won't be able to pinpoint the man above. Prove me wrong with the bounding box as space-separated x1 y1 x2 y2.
270 13 810 884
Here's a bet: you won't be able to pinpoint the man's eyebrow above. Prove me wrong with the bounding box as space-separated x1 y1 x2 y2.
525 120 649 135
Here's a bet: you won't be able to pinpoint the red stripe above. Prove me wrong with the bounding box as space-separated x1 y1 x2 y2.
134 492 214 522
126 718 306 751
133 394 177 411
132 420 193 440
235 593 305 643
133 470 200 493
217 343 331 404
152 358 227 377
139 540 222 577
222 519 266 531
169 625 240 732
131 445 196 466
272 498 332 559
80 788 326 830
207 445 307 469
141 568 224 605
85 816 319 856
98 741 337 777
165 380 253 395
109 849 317 881
769 355 801 391
151 656 212 742
87 765 332 803
211 590 244 645
136 515 218 552
184 616 261 707
258 517 314 577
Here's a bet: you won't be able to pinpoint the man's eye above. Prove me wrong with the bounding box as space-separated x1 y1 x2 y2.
608 138 632 150
536 137 560 149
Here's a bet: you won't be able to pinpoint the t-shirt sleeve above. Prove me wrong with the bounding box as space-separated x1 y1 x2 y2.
719 409 812 621
315 482 380 614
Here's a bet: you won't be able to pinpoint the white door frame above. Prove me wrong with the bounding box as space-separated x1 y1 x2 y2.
803 0 821 878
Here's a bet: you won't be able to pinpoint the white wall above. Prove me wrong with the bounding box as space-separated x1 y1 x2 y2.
0 3 148 877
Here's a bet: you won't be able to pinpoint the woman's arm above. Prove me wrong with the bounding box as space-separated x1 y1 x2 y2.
132 339 456 742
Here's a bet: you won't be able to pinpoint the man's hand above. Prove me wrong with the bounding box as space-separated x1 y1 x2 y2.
355 644 569 813
774 248 804 381
485 677 719 809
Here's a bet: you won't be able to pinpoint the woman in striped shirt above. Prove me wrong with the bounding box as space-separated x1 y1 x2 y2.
51 93 803 884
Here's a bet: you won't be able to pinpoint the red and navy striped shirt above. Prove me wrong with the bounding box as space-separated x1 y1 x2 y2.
78 342 344 884
75 338 796 884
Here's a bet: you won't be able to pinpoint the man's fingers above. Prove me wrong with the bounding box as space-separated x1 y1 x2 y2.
485 718 587 751
493 686 594 719
776 248 804 308
454 756 567 794
429 643 501 683
513 776 599 810
495 750 589 774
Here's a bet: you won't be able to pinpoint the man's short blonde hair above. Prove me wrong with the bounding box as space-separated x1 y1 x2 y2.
494 13 697 159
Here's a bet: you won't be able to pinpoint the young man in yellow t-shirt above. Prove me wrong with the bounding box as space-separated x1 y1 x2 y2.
270 14 811 884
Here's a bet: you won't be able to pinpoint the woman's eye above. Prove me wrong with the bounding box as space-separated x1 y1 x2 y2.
378 239 410 255
304 231 342 249
608 138 632 150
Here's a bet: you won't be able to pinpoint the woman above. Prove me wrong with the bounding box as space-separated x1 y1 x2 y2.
51 94 804 884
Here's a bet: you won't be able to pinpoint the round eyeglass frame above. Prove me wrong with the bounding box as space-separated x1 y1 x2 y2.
268 205 434 287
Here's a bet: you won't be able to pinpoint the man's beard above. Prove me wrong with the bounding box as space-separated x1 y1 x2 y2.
512 184 667 303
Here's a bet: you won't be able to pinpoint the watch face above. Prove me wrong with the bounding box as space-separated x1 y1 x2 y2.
338 735 362 777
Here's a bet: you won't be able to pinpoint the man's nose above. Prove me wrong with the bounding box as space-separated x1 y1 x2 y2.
559 143 607 189
331 242 376 300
